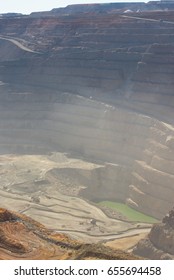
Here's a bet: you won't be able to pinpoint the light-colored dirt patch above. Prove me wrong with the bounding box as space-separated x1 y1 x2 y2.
104 233 148 251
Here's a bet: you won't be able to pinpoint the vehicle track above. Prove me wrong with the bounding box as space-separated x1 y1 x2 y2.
0 35 41 54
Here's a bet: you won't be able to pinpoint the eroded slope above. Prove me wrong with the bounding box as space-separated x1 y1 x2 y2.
0 208 141 260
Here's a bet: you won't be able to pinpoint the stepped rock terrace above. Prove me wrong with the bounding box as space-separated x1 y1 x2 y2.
0 5 174 247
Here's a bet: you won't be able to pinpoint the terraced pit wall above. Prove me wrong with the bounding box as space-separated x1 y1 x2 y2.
1 11 174 219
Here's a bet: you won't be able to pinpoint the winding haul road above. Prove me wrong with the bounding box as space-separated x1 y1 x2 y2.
0 35 41 53
122 14 174 25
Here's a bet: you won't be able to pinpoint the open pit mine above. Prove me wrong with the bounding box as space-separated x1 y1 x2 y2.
0 1 174 259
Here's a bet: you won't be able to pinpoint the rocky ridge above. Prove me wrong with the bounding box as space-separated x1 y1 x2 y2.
133 207 174 259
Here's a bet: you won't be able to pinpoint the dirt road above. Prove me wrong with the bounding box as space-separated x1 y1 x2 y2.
0 35 41 53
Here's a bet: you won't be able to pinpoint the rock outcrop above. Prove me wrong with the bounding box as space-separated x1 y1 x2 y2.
0 4 174 221
133 207 174 259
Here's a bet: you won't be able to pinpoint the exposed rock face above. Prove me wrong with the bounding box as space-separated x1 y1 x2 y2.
0 208 140 260
133 207 174 259
0 5 174 221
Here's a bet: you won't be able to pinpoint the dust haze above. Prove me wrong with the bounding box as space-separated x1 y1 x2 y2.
0 1 174 259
